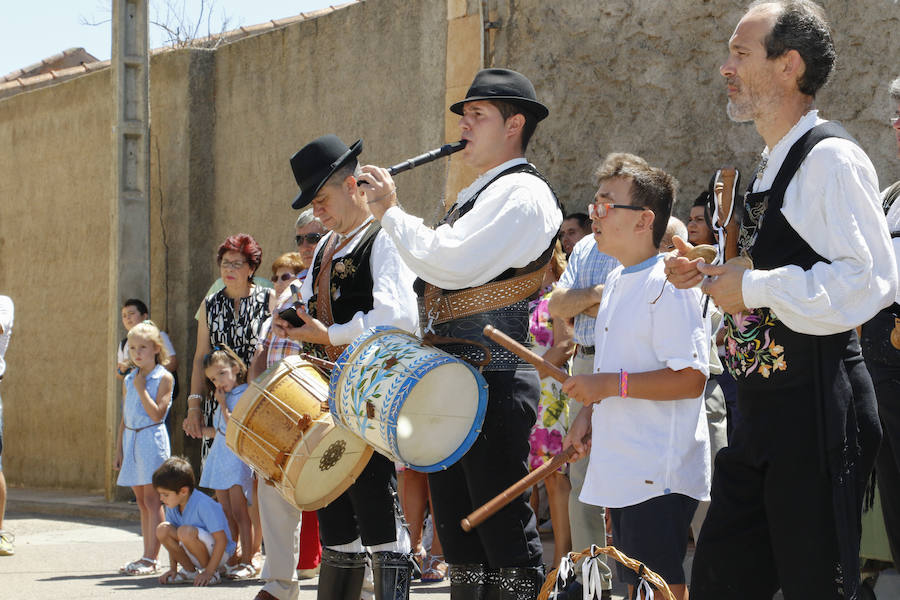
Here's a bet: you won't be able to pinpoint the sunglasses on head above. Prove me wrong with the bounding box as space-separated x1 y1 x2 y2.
296 233 323 246
272 273 295 283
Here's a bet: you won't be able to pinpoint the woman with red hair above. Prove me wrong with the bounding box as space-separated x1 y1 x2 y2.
183 234 273 577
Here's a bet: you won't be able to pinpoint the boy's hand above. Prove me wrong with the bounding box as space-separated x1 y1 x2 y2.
562 373 614 407
562 407 593 462
159 569 177 584
193 569 213 586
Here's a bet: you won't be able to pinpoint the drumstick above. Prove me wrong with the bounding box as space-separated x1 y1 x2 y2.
461 434 589 532
461 326 588 532
299 353 336 371
482 325 568 384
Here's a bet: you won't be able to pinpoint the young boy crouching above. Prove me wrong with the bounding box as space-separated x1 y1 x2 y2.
563 153 711 600
153 456 236 586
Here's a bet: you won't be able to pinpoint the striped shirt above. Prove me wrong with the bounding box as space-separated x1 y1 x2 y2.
556 235 619 345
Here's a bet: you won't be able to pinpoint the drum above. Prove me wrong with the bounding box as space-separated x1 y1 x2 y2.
227 356 373 510
329 327 488 472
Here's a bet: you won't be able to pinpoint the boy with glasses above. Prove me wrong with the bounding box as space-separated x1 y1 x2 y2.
563 153 710 600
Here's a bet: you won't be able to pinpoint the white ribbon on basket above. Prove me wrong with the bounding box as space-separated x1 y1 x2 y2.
636 576 655 600
550 554 576 599
582 545 606 600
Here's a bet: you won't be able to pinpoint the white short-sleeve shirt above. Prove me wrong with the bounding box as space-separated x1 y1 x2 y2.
580 254 711 508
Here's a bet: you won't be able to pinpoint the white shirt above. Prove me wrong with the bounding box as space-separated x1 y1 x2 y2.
0 296 13 378
300 218 418 346
883 189 900 305
580 255 711 508
740 110 897 334
380 158 563 290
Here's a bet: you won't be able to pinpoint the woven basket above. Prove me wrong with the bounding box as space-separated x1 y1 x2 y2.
538 546 675 600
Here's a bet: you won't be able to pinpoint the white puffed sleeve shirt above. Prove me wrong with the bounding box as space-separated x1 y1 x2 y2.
740 111 898 334
299 218 419 346
380 158 563 290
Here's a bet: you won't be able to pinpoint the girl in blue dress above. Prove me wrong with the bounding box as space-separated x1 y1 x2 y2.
198 346 255 579
115 321 174 575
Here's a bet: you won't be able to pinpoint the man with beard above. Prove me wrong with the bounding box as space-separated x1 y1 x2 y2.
665 2 896 598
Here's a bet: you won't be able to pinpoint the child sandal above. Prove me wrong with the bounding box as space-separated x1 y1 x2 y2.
123 557 159 575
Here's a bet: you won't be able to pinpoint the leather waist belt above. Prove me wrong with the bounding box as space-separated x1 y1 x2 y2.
421 268 546 330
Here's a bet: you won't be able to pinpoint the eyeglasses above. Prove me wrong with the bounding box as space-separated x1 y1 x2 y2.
220 259 247 270
587 202 647 220
271 273 295 283
296 233 323 246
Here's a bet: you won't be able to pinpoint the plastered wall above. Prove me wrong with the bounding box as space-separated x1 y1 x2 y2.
0 69 113 489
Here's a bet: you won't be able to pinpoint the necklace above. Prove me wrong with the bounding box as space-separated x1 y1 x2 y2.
756 155 768 180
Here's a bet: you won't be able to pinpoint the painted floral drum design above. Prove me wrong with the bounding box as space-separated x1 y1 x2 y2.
329 327 489 472
228 355 374 510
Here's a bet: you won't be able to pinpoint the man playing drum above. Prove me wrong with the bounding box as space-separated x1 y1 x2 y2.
665 2 897 597
362 68 563 600
272 134 418 600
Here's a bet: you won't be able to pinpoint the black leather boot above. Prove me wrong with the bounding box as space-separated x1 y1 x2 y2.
497 566 546 600
449 563 488 600
484 567 502 600
316 548 367 600
371 551 412 600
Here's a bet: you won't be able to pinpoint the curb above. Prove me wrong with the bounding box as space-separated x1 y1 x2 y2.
7 489 141 522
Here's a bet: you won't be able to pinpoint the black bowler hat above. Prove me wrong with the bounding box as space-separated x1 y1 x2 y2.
449 68 549 122
289 135 363 209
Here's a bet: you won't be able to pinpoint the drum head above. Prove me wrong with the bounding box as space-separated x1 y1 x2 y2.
281 415 374 511
396 360 486 470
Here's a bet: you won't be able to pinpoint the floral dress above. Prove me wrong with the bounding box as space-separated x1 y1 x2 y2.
527 286 570 472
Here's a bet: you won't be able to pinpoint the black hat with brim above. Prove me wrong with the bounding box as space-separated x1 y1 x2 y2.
290 135 363 209
449 68 548 121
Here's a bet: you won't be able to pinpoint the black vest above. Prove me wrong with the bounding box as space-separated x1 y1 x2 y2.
415 163 562 371
308 221 380 326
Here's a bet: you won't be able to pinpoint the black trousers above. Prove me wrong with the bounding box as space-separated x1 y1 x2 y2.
317 452 399 547
867 359 900 570
427 369 543 568
691 358 880 599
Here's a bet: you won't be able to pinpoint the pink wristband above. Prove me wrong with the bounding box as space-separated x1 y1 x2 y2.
619 370 629 398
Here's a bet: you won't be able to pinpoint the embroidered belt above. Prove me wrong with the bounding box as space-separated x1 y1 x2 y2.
420 268 546 331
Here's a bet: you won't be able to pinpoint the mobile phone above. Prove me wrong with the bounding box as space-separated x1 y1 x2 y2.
278 306 303 327
278 283 304 327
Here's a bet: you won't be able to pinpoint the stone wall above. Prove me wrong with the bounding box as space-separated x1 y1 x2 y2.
492 0 900 217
